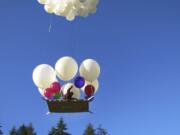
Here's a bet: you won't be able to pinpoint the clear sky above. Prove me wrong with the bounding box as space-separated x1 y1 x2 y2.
0 0 180 134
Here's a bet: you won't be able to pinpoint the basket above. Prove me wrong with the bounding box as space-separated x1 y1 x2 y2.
46 100 89 113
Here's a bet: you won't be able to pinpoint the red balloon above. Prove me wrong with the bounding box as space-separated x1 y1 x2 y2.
44 88 54 98
50 82 61 93
85 85 95 97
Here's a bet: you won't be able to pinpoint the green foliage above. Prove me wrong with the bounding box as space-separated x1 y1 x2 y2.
6 119 109 135
9 127 17 135
49 127 58 135
17 125 28 135
26 123 36 135
10 123 36 135
83 123 96 135
0 125 3 135
96 125 109 135
48 118 71 135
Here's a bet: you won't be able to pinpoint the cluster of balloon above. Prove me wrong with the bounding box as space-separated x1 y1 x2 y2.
44 82 61 100
79 59 100 99
37 0 99 21
32 56 100 101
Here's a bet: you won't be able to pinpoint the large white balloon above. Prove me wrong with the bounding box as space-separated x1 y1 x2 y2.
82 79 99 93
32 64 56 89
79 59 100 82
61 83 80 99
55 56 78 81
54 3 66 16
38 88 45 96
37 0 47 5
44 4 54 13
92 79 99 93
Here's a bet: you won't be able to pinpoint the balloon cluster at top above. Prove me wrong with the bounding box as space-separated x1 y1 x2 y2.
32 56 100 100
37 0 99 21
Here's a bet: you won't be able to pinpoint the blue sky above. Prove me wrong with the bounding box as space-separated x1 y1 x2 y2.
0 0 180 134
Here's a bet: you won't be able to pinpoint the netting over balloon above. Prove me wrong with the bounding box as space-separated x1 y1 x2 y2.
32 56 100 113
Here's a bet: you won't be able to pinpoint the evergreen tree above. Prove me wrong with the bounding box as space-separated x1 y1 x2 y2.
83 123 96 135
15 123 36 135
48 118 71 135
9 127 17 135
96 125 109 135
48 127 58 135
17 124 28 135
26 123 36 135
0 124 3 135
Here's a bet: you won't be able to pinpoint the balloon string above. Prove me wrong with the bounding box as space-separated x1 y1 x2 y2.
49 15 53 32
49 23 52 33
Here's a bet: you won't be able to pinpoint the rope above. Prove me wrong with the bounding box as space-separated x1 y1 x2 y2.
48 15 53 32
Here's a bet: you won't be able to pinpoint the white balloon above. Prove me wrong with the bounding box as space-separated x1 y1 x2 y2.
55 56 78 81
78 7 89 17
44 4 54 13
80 0 86 3
37 0 47 4
38 88 45 96
32 64 56 89
54 4 67 16
80 59 100 82
66 7 77 21
92 79 99 93
54 77 59 82
61 83 80 99
66 13 75 21
90 7 97 13
82 79 99 93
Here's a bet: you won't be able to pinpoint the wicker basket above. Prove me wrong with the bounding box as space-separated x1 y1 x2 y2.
46 100 89 113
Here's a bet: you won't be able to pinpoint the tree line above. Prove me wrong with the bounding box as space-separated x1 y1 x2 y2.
0 118 109 135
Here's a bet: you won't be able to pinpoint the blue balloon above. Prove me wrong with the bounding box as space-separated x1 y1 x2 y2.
74 76 85 88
